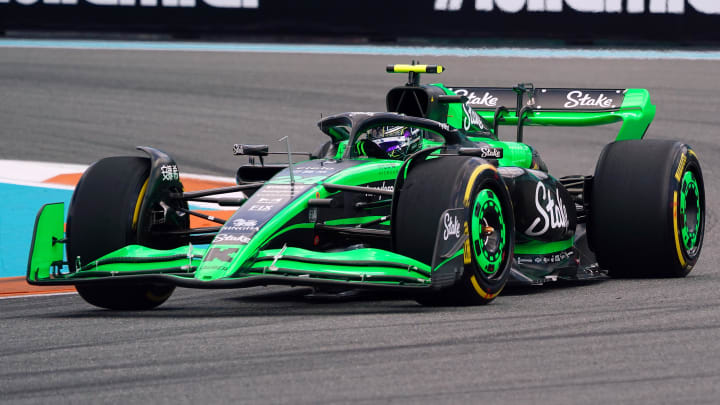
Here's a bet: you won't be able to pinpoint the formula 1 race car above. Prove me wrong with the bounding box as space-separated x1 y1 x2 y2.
27 64 705 310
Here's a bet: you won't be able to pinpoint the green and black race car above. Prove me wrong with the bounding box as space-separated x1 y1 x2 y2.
27 64 705 310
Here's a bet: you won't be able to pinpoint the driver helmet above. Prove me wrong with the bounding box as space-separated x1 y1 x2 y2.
368 126 422 159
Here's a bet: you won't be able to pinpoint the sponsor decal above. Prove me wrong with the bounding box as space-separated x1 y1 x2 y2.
252 184 309 201
213 233 251 244
515 256 532 264
293 166 334 174
160 164 179 181
232 218 257 227
525 182 569 236
363 181 394 198
564 90 614 109
216 183 314 247
255 185 294 196
450 88 499 108
2 0 259 8
433 0 720 14
432 208 467 267
516 250 573 265
258 197 282 204
448 87 625 111
198 263 229 270
269 161 360 185
479 147 503 159
223 218 259 232
447 87 518 111
272 175 328 184
443 212 462 240
461 102 486 131
231 144 255 155
236 184 311 221
248 204 273 212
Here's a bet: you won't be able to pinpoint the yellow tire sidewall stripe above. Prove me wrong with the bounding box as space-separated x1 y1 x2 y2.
465 164 501 300
463 164 496 208
132 177 150 231
470 274 501 300
673 191 687 268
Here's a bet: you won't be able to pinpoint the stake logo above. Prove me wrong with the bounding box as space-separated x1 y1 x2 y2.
564 90 614 109
479 147 503 159
443 213 462 240
213 234 251 244
461 103 485 130
433 0 720 14
450 88 499 108
525 182 569 237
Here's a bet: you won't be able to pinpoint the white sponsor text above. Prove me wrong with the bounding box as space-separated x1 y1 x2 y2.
443 213 462 240
564 90 613 108
525 182 569 236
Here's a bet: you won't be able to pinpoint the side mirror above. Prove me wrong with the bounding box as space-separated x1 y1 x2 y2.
233 144 269 156
458 147 503 159
437 95 468 104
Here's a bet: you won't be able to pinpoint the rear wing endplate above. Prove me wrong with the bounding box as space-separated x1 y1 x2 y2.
446 86 656 141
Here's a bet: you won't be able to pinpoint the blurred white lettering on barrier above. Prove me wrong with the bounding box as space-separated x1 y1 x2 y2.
434 0 720 14
689 0 720 13
565 0 601 12
497 0 525 12
649 0 685 13
527 0 562 12
198 0 256 5
2 0 258 6
626 0 643 13
434 0 464 10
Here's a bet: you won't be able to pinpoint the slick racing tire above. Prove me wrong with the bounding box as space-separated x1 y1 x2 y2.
67 156 178 310
393 156 514 305
589 140 705 278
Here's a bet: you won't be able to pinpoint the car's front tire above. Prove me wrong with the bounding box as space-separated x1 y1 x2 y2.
67 156 177 310
393 156 514 305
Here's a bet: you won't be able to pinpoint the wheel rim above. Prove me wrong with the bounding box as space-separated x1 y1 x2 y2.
679 170 702 257
471 188 506 276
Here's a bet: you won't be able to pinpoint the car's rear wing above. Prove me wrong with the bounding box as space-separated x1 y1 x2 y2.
446 86 656 141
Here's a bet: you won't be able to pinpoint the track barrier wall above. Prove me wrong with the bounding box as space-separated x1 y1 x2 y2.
2 0 720 41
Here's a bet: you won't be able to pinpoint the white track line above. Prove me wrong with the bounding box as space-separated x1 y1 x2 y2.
0 292 78 300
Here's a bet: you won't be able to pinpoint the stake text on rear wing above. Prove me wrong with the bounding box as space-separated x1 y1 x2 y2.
445 85 655 141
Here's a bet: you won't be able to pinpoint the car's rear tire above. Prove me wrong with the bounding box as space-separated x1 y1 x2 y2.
589 140 705 277
67 156 176 310
393 156 514 305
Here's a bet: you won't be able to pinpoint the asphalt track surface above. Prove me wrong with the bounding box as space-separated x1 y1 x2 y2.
1 47 719 404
